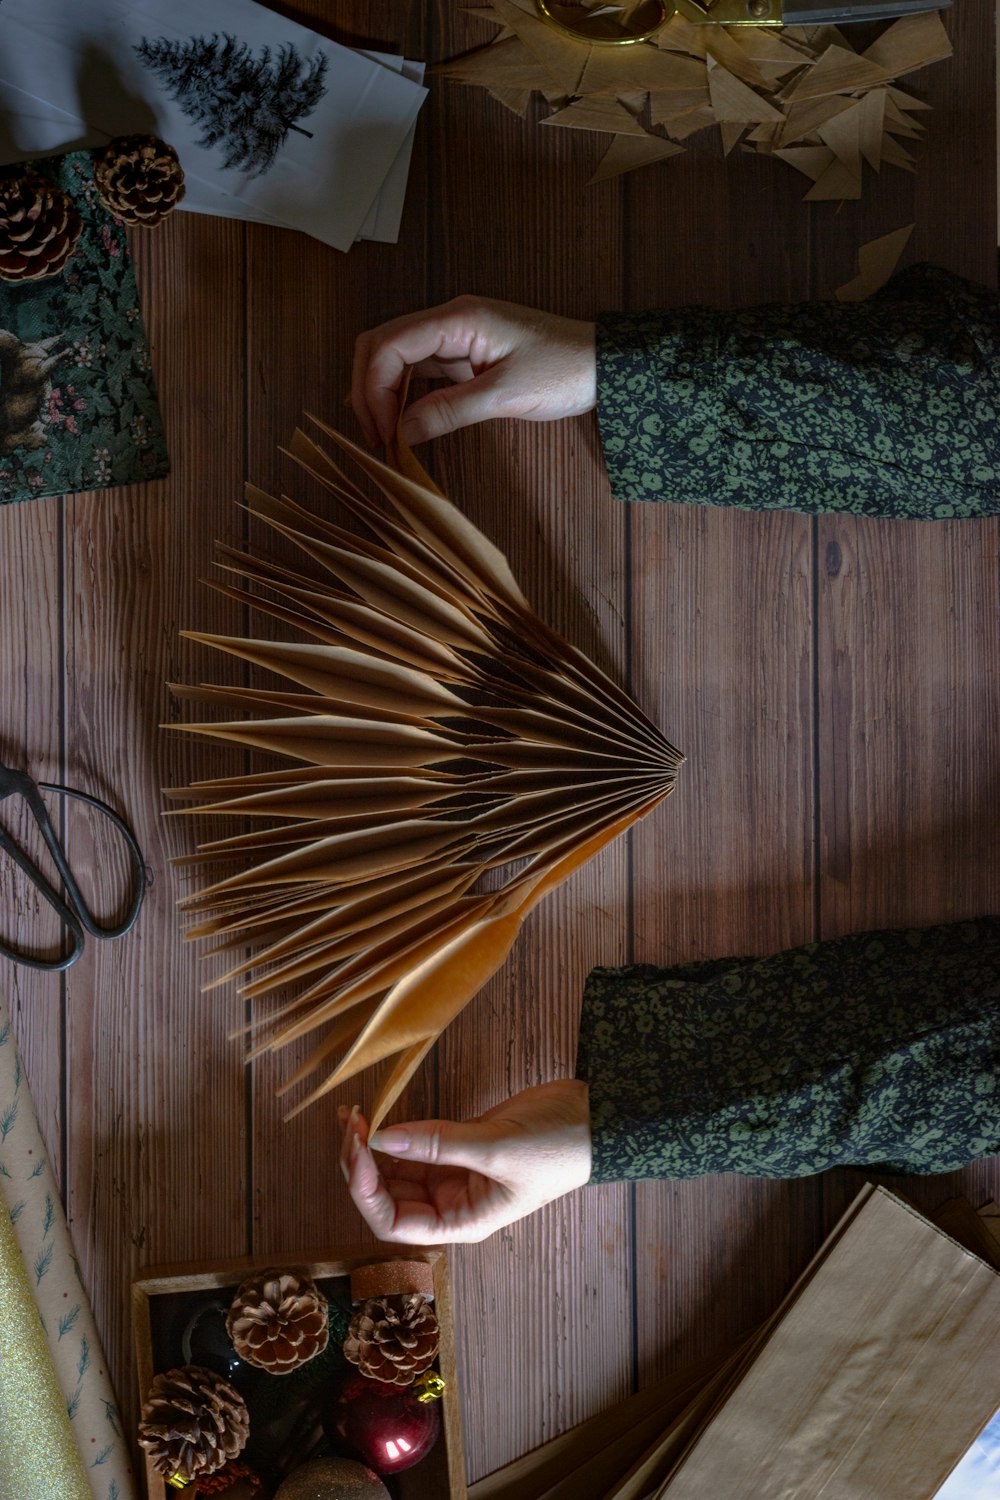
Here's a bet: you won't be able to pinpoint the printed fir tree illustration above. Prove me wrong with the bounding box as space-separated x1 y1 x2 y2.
134 33 328 178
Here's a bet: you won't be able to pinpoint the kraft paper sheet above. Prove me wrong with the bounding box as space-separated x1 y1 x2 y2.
656 1187 1000 1498
0 999 134 1500
470 1188 1000 1500
168 422 683 1128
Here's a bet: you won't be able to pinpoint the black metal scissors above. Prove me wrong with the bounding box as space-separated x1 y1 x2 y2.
0 762 147 972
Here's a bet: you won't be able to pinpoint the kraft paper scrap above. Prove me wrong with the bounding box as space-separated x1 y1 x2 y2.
656 1187 1000 1498
0 1000 134 1500
168 422 682 1130
436 6 953 202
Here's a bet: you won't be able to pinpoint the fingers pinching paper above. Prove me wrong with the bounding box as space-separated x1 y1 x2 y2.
168 415 682 1130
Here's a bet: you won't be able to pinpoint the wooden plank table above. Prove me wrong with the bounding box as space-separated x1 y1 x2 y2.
0 0 996 1486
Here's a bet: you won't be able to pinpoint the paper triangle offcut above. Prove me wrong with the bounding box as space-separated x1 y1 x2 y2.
543 96 649 135
804 155 862 200
834 224 914 301
167 422 682 1130
863 11 953 75
437 9 951 194
707 58 783 124
782 43 892 103
773 145 835 182
590 133 685 181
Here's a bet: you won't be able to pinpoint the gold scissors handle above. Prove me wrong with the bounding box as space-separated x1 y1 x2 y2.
535 0 784 39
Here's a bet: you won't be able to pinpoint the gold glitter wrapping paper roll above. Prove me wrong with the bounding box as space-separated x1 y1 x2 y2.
0 1197 92 1500
0 997 135 1500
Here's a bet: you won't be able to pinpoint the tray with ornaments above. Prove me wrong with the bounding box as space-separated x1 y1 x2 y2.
132 1248 466 1500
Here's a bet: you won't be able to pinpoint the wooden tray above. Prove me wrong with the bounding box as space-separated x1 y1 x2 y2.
132 1246 467 1499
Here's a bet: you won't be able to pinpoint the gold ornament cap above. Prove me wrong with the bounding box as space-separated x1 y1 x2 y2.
414 1369 447 1403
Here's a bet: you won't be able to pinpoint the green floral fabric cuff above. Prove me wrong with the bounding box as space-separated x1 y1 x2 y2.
576 919 1000 1183
595 265 1000 520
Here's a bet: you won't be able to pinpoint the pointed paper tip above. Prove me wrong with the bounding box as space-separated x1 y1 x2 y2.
588 133 684 183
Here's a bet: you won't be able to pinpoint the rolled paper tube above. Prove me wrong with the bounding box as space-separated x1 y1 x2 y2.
0 997 136 1499
0 1194 92 1498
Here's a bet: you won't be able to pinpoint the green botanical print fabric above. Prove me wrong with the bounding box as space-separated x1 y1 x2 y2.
0 150 169 505
596 265 999 519
576 919 1000 1183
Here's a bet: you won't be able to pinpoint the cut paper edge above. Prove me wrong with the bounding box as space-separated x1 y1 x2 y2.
168 412 682 1125
589 133 685 181
834 224 914 301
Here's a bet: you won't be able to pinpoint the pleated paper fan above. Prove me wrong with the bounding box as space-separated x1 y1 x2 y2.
167 420 683 1129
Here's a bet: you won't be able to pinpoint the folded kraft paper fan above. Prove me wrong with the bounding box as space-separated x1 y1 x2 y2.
167 420 682 1128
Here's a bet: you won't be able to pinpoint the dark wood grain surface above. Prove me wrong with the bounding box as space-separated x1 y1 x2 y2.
0 0 996 1485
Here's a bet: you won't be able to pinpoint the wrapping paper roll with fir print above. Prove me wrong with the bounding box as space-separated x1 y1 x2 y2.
0 997 135 1500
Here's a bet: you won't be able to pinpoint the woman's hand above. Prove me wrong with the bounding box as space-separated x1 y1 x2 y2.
350 296 597 449
338 1080 592 1245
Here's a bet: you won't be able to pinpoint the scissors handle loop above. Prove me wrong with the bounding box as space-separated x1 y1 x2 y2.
0 772 146 973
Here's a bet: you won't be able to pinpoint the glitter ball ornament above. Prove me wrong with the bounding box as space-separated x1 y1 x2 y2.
274 1457 389 1500
182 1299 247 1385
329 1376 441 1476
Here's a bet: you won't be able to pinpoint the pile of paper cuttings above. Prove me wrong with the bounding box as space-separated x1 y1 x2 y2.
437 1 953 199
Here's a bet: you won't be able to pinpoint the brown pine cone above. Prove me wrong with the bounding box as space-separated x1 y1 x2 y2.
138 1365 249 1484
226 1268 329 1375
0 174 82 283
344 1293 440 1387
93 134 185 227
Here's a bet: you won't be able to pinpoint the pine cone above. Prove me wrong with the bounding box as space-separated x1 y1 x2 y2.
94 134 185 227
226 1268 329 1375
138 1365 249 1484
344 1293 440 1386
0 174 82 283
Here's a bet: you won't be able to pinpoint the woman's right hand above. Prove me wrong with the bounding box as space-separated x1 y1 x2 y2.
338 1079 593 1245
350 296 597 449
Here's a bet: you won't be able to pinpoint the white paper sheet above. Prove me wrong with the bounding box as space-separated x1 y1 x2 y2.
0 0 427 251
356 56 426 244
179 53 426 243
0 79 103 162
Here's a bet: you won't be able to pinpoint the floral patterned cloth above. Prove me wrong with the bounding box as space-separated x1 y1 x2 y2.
576 919 1000 1183
595 265 999 519
0 150 168 505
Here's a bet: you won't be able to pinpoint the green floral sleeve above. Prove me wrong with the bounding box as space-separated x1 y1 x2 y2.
595 265 999 520
575 919 1000 1183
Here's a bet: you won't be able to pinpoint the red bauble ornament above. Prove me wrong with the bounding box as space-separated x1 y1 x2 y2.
329 1377 441 1476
